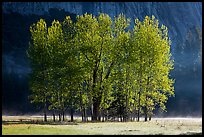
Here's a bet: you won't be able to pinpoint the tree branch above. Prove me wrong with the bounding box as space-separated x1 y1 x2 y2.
103 61 114 81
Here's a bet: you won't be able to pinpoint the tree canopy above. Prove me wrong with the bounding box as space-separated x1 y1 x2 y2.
27 13 174 122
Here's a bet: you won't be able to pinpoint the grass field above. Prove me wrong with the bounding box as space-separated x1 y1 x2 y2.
2 116 202 135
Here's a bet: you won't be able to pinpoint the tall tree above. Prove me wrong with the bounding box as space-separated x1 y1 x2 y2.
27 19 49 122
131 16 175 121
74 13 115 121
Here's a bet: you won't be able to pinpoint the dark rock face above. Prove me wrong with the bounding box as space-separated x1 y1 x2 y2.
2 2 202 116
2 7 77 115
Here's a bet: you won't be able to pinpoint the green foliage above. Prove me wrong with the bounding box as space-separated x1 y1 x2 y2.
27 13 174 122
132 15 174 116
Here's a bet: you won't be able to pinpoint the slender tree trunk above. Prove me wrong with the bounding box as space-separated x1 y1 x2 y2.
53 112 55 122
98 109 101 121
105 110 108 121
92 103 97 121
43 64 47 122
59 113 61 121
81 106 86 122
91 105 93 121
81 107 84 122
137 76 142 122
145 76 150 122
102 110 105 122
123 114 126 122
92 98 97 121
80 89 84 122
83 107 86 122
62 111 65 121
125 66 129 122
44 101 47 122
70 107 74 122
149 116 151 121
137 50 143 122
125 98 128 122
44 112 47 122
137 91 141 122
144 95 148 122
134 105 136 122
144 106 147 122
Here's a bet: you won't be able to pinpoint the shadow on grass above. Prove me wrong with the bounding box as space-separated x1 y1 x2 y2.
179 132 202 135
2 119 128 125
2 120 79 125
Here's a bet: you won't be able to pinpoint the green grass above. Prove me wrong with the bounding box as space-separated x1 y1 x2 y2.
2 124 100 135
2 116 202 135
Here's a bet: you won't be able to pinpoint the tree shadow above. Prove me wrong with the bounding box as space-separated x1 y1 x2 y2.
2 120 78 125
179 132 202 135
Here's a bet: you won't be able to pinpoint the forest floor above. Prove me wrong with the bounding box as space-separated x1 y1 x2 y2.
2 116 202 135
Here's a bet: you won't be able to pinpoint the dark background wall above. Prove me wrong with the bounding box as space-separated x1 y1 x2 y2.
2 2 202 116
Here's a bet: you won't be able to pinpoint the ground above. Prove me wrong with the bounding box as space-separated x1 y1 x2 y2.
2 116 202 135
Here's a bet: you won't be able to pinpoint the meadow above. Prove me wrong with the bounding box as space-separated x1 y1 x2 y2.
2 116 202 135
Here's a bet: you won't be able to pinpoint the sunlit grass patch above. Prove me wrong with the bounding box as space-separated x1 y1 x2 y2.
2 124 98 135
